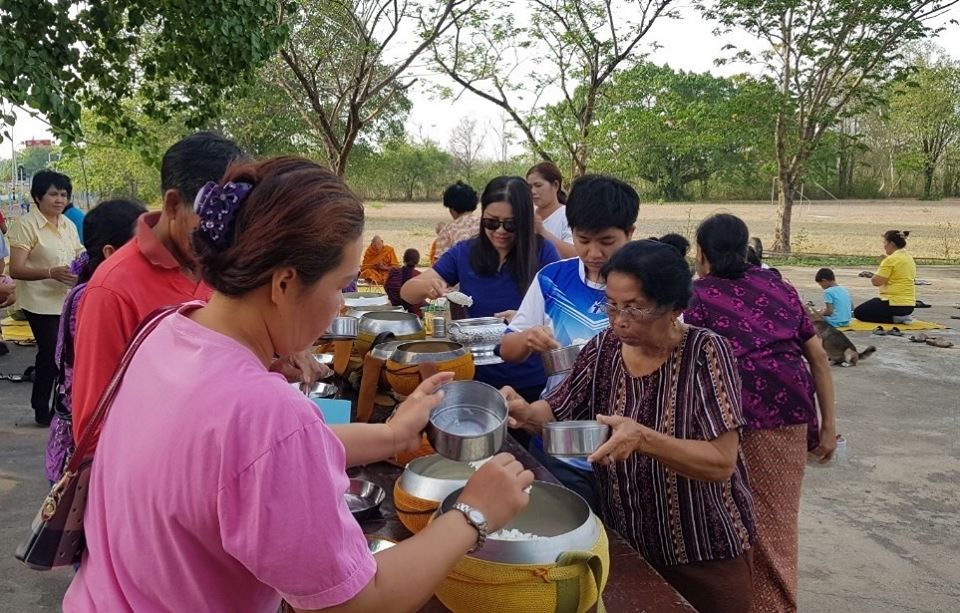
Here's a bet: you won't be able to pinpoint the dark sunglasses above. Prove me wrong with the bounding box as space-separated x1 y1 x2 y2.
481 218 518 233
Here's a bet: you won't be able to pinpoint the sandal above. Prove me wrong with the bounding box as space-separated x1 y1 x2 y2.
887 327 903 337
915 300 932 308
926 338 954 348
909 333 930 343
858 271 874 278
0 373 24 382
872 326 886 336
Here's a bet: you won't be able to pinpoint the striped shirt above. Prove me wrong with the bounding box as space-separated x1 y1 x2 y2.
545 326 755 566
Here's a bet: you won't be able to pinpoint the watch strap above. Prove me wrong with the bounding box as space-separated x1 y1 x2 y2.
452 502 487 553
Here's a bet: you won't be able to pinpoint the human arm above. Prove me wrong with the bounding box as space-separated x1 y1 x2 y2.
271 351 330 386
589 418 740 482
400 267 449 304
8 247 76 283
330 372 454 467
0 279 14 308
534 213 577 259
872 256 895 287
818 303 834 317
870 274 888 287
803 335 837 463
499 277 560 363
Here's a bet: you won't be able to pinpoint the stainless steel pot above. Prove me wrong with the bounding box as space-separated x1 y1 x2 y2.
321 316 359 340
358 311 424 338
542 344 585 376
435 481 600 564
447 317 507 366
301 381 338 399
398 454 475 502
391 340 469 365
345 479 386 522
427 380 507 462
368 340 407 362
543 420 610 458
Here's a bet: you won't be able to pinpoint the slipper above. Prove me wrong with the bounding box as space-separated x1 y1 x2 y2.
909 333 930 343
872 326 886 336
14 340 36 347
858 271 874 278
951 315 960 320
926 338 954 348
0 373 24 382
887 327 903 336
914 279 932 286
915 300 932 308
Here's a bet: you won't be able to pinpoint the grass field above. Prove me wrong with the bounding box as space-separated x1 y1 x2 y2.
362 199 960 264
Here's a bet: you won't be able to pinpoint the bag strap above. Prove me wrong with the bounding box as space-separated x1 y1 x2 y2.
65 304 181 473
554 549 607 613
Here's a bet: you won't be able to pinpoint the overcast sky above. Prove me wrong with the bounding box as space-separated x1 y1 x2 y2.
6 3 960 158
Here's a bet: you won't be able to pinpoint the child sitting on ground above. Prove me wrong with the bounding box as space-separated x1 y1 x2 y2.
385 248 424 316
815 268 853 327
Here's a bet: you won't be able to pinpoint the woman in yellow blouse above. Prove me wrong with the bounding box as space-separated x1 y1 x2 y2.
853 230 916 324
8 170 84 425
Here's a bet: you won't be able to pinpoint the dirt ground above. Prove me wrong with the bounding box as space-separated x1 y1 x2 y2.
0 264 957 611
364 199 960 262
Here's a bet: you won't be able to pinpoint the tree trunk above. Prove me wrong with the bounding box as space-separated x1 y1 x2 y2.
922 163 935 200
774 174 794 253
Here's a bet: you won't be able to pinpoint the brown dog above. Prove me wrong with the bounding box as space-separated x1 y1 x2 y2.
805 305 876 366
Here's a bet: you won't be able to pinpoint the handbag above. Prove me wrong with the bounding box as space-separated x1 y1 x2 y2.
15 305 179 570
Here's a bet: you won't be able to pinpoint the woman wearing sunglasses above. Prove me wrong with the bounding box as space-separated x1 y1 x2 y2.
506 240 756 613
401 176 559 401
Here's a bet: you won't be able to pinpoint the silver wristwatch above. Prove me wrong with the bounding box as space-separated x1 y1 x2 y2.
452 502 488 553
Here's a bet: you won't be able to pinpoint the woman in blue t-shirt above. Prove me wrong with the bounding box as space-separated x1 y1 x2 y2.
402 176 559 400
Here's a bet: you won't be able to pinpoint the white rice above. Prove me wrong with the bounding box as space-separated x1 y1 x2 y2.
446 291 474 307
489 528 545 541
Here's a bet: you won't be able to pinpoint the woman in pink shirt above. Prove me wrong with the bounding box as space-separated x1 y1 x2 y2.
65 157 533 612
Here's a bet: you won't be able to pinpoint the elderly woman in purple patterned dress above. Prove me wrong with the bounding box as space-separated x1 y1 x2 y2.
684 213 836 613
45 199 146 483
507 240 756 613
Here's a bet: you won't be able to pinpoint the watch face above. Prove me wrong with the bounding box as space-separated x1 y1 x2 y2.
467 509 485 525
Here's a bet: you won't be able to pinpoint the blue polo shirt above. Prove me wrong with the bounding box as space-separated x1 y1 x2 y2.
433 238 560 389
823 285 852 327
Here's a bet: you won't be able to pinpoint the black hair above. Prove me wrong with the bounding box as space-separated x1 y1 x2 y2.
161 132 244 207
565 174 639 233
526 161 567 204
655 233 690 257
79 198 147 283
883 230 909 249
815 268 836 282
470 176 541 295
442 181 479 214
602 240 693 310
403 248 420 267
31 170 72 203
696 213 751 279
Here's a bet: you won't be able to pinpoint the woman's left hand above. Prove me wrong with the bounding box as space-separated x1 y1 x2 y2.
494 310 517 323
810 423 838 464
271 350 331 384
588 414 651 465
389 372 456 452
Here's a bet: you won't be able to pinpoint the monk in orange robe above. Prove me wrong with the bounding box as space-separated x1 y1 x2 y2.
359 235 399 285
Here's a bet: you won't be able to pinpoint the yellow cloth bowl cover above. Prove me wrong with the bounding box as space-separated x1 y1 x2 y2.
393 481 441 534
435 518 609 613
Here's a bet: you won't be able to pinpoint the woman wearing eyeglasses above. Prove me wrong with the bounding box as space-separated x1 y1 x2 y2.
506 240 756 613
401 176 559 401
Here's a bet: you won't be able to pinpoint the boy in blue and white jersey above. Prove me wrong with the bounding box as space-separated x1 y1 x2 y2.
500 175 639 509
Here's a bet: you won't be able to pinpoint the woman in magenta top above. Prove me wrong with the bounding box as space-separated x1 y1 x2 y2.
64 157 534 612
683 213 836 613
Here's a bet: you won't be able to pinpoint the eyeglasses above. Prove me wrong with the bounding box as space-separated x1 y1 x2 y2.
597 302 662 321
481 218 518 233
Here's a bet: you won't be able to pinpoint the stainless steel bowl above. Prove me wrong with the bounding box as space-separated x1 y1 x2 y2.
447 317 507 366
321 316 359 340
368 340 407 362
543 421 610 458
542 344 585 376
427 380 507 462
302 381 338 399
345 304 403 319
343 291 390 306
365 535 397 553
398 454 475 502
436 481 600 564
358 311 424 338
391 340 469 365
345 479 386 522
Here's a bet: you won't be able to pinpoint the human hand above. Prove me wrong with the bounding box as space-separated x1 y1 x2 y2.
388 372 455 452
588 414 648 465
534 214 545 236
458 453 534 532
271 350 331 385
50 266 78 286
424 278 449 301
0 281 14 308
494 310 517 323
809 424 838 464
525 326 561 353
503 386 543 432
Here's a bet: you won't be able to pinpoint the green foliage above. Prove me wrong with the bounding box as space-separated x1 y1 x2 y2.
0 0 291 141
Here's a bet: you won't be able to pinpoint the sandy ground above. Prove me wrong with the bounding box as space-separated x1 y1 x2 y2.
363 199 960 262
0 265 957 611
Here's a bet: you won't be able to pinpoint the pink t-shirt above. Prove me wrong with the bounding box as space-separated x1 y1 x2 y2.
64 309 376 612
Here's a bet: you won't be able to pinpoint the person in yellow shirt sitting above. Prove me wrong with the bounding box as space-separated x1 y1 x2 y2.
359 235 399 285
853 230 916 324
